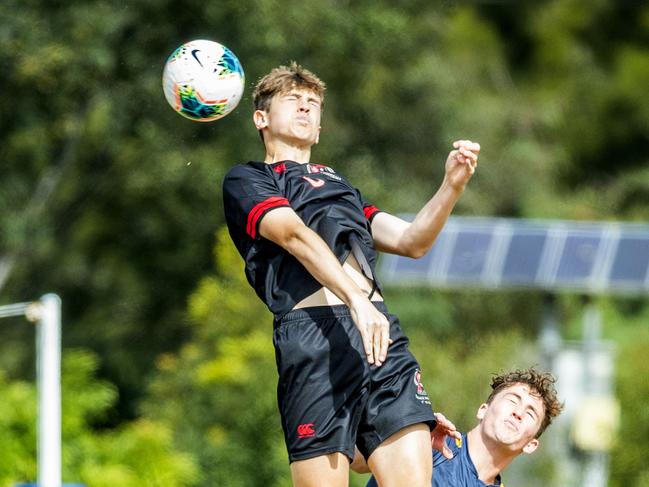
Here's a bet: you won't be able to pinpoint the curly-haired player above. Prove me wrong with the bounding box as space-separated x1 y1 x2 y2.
359 368 563 486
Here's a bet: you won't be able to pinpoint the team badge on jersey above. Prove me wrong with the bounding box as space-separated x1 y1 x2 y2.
307 163 342 180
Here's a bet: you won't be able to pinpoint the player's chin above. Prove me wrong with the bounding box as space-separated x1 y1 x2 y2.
290 127 316 139
297 134 320 146
494 432 520 446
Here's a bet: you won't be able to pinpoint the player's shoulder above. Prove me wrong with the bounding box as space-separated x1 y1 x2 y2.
225 161 267 179
223 162 274 192
432 433 465 468
446 433 465 456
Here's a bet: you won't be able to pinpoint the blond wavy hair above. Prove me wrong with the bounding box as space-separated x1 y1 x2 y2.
252 61 326 111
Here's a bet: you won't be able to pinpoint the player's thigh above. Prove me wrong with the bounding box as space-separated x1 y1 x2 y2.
367 423 432 487
290 452 350 487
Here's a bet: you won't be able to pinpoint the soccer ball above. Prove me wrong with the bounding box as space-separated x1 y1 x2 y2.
162 39 245 122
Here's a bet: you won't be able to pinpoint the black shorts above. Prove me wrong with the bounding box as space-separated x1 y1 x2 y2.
273 302 436 463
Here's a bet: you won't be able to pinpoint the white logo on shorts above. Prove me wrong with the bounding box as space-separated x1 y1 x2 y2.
413 369 431 405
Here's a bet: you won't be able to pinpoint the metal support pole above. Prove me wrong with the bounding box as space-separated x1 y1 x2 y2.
35 294 62 487
578 299 615 487
0 296 62 486
539 294 561 370
0 301 32 319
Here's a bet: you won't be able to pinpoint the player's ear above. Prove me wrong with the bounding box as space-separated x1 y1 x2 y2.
476 403 488 421
522 438 539 455
253 110 268 130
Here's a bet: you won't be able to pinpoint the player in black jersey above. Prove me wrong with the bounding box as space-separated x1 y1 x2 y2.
223 62 480 487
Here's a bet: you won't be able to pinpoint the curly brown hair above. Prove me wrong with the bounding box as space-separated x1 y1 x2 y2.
487 367 563 438
252 61 326 111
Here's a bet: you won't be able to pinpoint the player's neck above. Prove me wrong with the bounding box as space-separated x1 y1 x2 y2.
263 140 312 164
467 428 515 485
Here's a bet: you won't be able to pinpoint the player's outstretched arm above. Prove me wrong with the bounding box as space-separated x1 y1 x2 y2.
259 207 391 366
372 140 480 258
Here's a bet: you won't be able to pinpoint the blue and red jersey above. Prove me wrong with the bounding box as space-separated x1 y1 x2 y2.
365 434 503 487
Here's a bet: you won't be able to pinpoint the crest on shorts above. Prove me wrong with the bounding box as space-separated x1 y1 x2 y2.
413 369 431 405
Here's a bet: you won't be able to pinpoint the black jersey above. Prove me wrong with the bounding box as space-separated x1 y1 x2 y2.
223 160 383 318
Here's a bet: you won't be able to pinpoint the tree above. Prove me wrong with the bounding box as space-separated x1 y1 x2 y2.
2 1 649 484
145 228 293 486
0 349 198 487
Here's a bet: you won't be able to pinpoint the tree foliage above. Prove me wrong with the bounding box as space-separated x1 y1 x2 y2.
144 228 292 487
0 350 197 487
1 0 649 484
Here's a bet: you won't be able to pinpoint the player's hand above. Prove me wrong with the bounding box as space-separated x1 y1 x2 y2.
444 140 480 192
349 295 391 366
431 412 461 460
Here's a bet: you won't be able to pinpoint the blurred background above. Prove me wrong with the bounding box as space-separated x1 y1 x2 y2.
1 0 648 485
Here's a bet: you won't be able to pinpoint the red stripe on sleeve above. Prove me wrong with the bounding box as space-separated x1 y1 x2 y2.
246 196 290 238
363 205 380 221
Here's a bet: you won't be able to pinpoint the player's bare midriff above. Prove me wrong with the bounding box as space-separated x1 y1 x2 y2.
292 253 383 309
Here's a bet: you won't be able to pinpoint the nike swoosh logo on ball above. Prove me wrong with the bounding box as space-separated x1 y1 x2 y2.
191 49 203 67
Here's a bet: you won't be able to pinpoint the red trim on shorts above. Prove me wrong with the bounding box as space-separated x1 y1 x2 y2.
363 205 380 221
247 196 290 238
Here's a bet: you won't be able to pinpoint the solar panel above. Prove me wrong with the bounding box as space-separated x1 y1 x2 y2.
446 229 493 281
554 233 604 285
609 235 649 287
378 216 649 295
501 231 547 285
